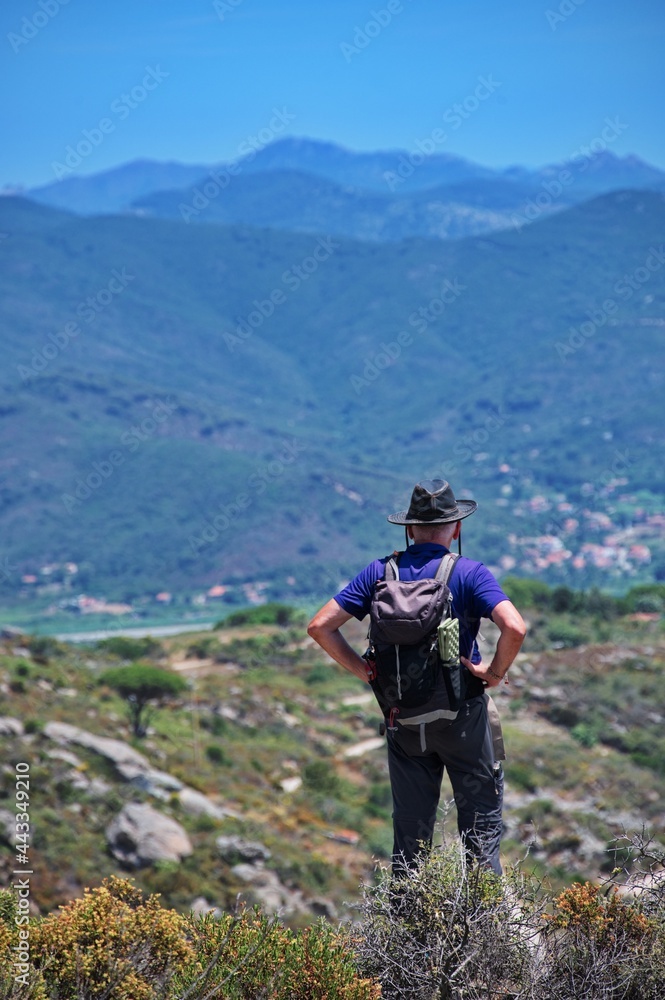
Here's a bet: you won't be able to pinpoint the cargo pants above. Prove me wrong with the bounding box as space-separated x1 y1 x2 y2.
386 693 505 875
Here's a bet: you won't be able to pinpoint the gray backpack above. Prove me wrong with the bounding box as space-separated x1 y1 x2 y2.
365 551 462 726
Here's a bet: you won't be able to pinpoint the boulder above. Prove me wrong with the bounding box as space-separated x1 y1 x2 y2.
0 717 24 736
47 748 83 767
342 737 384 758
42 721 234 812
309 896 339 920
106 802 192 868
63 769 112 796
117 762 183 799
44 721 150 770
0 809 16 845
279 776 302 793
190 896 223 919
179 787 238 821
217 835 271 864
231 863 307 916
0 626 25 640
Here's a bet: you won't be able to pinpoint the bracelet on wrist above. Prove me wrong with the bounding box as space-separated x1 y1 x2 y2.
487 666 507 682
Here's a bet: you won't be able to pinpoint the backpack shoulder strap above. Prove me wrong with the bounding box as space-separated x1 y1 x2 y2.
384 551 403 581
434 551 460 587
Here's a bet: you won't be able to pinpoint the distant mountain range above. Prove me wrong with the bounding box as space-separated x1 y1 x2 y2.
25 160 215 216
1 184 663 605
22 138 665 242
135 170 557 242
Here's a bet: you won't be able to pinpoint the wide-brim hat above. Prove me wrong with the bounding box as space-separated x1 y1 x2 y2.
387 479 478 525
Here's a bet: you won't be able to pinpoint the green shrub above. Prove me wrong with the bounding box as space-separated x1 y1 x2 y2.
305 663 330 685
202 713 228 736
547 704 581 728
220 602 306 628
364 781 393 819
624 583 665 614
303 760 340 795
205 744 230 766
26 634 62 664
185 635 220 659
633 595 663 614
54 777 81 804
571 722 601 748
584 587 621 620
174 909 380 999
502 576 552 609
551 586 581 614
506 760 539 793
96 635 162 660
547 621 587 648
364 825 394 859
501 579 622 621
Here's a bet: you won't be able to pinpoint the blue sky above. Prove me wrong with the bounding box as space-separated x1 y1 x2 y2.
1 0 663 188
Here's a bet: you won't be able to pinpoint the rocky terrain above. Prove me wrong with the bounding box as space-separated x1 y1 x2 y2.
0 602 663 922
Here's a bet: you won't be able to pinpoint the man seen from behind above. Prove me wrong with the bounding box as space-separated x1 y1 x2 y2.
308 479 527 875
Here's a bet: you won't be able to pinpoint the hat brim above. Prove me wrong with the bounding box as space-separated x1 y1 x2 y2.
387 499 478 525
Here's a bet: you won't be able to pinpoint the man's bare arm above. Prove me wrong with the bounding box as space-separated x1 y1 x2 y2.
461 599 527 689
307 599 369 684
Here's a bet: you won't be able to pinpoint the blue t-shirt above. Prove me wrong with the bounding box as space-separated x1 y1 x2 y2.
334 542 508 664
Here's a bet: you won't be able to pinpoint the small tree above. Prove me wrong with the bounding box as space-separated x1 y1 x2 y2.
100 663 187 737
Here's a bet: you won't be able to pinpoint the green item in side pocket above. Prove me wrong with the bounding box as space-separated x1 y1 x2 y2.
438 617 459 664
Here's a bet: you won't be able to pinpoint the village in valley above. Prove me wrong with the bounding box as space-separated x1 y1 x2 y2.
500 490 659 578
14 565 272 620
10 471 662 624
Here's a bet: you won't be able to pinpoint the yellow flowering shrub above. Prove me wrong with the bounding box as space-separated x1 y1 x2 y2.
31 876 193 1000
0 889 46 999
548 880 651 943
6 879 379 1000
175 908 382 999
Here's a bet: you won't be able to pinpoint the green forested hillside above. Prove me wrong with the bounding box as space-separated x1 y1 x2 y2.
0 189 663 607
